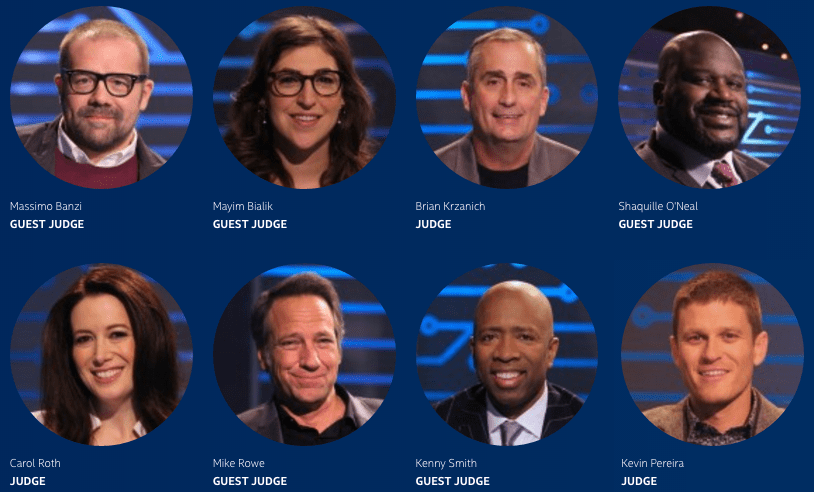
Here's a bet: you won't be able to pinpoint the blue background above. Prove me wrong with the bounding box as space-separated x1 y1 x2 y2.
2 1 810 491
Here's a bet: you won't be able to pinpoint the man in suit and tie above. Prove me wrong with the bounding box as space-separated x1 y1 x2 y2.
434 281 583 445
636 30 768 188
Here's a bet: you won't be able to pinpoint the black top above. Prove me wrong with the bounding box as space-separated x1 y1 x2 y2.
477 162 529 189
276 401 358 446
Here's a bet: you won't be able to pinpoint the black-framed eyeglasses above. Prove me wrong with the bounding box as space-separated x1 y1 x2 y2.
61 69 148 97
268 70 343 97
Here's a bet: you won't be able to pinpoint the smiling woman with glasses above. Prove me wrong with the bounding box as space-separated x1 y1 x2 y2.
224 16 374 189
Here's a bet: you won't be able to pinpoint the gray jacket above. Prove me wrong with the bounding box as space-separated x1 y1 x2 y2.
435 132 579 186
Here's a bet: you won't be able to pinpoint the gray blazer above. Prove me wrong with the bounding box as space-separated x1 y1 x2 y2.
435 132 579 186
635 129 768 188
238 386 382 443
16 116 165 180
643 389 784 442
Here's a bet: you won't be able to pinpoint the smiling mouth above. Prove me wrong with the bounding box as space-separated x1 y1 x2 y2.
491 370 525 388
697 107 740 126
698 369 729 378
92 368 123 382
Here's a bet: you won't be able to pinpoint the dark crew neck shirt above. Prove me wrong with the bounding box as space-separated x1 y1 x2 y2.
477 162 529 189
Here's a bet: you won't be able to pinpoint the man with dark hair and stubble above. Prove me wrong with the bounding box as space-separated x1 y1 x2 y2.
16 19 163 188
636 30 768 188
644 271 783 445
434 281 583 445
238 272 382 445
435 28 579 188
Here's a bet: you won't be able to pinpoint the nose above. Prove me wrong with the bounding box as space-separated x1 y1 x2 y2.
298 341 321 370
296 81 317 108
498 82 517 106
493 336 519 362
700 338 722 363
92 339 111 365
708 77 734 101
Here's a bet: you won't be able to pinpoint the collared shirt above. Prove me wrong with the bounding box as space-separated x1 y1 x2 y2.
684 389 760 446
485 383 548 446
654 123 741 188
57 120 139 168
275 387 359 446
32 410 147 439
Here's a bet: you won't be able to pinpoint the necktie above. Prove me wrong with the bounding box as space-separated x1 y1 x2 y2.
499 420 524 446
711 160 737 187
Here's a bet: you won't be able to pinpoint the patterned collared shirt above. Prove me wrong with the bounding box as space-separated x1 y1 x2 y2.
685 389 759 446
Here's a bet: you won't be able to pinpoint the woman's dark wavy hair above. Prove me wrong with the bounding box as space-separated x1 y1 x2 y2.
40 265 179 444
224 16 374 187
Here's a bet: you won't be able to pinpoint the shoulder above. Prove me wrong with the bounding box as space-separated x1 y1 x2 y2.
755 390 784 434
433 385 486 421
547 383 584 413
732 150 769 178
31 410 47 426
642 400 686 439
238 402 275 428
136 137 166 177
16 120 57 147
534 134 579 161
434 135 471 167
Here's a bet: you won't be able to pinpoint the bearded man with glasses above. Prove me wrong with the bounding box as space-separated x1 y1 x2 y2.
16 19 163 188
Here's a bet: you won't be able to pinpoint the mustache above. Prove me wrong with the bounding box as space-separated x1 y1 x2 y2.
77 106 122 119
694 101 741 116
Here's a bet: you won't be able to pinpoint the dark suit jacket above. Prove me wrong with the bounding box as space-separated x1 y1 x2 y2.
16 116 165 180
635 129 768 188
433 382 583 444
435 132 579 186
643 389 783 442
238 386 382 443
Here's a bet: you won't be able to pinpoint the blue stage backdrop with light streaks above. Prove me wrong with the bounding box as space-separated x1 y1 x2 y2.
416 263 596 403
10 265 193 411
212 7 395 149
213 264 394 415
416 7 597 154
620 30 799 164
621 264 803 411
10 6 192 161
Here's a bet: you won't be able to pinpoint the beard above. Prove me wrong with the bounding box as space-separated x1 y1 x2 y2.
664 101 747 158
63 104 134 155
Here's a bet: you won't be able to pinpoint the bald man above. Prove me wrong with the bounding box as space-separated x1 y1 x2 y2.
433 281 583 445
635 30 768 188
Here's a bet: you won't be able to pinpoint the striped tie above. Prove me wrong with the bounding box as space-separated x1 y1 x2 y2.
500 420 524 446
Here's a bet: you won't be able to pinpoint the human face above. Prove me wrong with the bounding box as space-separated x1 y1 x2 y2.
259 295 341 411
671 301 768 412
56 36 153 161
463 41 548 148
268 45 345 157
656 37 748 158
472 286 558 419
71 294 136 409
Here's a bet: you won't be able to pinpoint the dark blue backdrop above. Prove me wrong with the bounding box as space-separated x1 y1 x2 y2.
2 1 809 491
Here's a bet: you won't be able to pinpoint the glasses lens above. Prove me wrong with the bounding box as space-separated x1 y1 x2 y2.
106 75 135 96
70 72 97 93
273 73 303 96
314 72 341 96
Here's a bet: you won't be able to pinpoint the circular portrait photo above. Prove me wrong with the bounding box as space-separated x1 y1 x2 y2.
622 264 803 445
214 7 395 189
11 6 192 189
619 7 799 189
213 265 394 445
417 263 596 446
10 264 193 446
417 6 597 189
